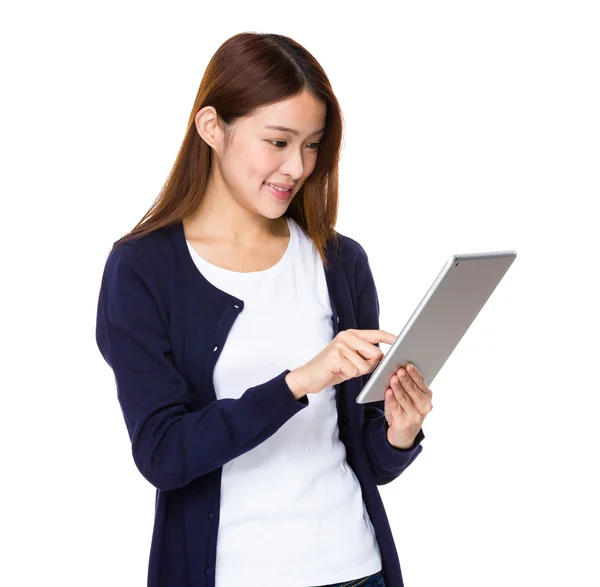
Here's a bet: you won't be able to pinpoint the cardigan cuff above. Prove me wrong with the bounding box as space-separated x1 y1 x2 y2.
387 426 425 452
369 416 425 472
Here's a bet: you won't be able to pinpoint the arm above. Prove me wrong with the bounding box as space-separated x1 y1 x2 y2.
356 251 425 486
95 243 308 492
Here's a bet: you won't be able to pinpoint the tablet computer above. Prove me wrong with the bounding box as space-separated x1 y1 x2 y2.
355 250 517 404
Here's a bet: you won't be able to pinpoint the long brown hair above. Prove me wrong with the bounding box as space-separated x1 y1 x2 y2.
110 32 344 271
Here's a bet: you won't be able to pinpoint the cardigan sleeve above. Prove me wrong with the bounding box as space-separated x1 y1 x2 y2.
95 243 308 492
356 250 425 486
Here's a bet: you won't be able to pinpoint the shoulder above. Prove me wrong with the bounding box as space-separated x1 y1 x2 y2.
328 227 371 274
111 224 173 258
106 224 175 272
100 225 177 301
336 231 369 261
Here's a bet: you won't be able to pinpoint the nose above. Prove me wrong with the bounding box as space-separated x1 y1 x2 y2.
280 147 304 180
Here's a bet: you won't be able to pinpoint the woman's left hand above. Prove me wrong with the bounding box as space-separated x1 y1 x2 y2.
384 362 433 449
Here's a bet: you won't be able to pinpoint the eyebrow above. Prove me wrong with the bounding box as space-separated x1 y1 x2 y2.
264 125 326 136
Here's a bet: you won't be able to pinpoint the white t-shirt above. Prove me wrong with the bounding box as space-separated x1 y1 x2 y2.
186 216 383 587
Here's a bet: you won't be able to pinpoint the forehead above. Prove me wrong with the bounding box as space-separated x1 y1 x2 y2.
247 92 327 130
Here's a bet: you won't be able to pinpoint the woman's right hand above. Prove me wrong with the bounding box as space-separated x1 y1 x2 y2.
285 329 398 397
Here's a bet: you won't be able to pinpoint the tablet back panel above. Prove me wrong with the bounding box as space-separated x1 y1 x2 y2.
356 250 517 404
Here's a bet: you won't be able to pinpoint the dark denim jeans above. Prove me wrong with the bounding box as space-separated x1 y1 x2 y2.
310 569 386 587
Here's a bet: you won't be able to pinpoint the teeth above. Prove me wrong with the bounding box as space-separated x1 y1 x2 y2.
266 182 289 192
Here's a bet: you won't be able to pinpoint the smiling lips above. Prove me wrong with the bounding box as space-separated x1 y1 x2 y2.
265 181 293 191
264 181 293 200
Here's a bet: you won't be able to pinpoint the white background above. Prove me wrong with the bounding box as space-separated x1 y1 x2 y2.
2 1 599 585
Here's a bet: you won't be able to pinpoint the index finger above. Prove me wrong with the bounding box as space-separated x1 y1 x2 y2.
352 329 398 345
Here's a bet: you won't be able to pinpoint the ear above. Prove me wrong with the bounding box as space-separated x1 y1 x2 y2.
195 106 226 151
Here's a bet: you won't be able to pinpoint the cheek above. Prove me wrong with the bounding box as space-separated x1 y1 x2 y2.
249 148 280 182
305 154 319 176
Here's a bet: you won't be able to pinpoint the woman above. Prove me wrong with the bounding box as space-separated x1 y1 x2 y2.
96 32 433 587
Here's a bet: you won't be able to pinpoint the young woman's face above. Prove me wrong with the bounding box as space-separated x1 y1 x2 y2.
213 89 327 216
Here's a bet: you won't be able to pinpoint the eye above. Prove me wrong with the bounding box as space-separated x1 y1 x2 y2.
267 140 321 150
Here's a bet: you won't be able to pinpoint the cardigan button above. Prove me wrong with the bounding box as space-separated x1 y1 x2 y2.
208 511 213 519
336 316 339 324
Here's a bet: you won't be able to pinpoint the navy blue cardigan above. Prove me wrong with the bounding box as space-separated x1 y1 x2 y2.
95 218 424 586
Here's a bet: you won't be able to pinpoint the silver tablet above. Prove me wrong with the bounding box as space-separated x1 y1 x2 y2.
356 250 517 404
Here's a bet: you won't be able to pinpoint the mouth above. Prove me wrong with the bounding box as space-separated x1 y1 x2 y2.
263 181 293 200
